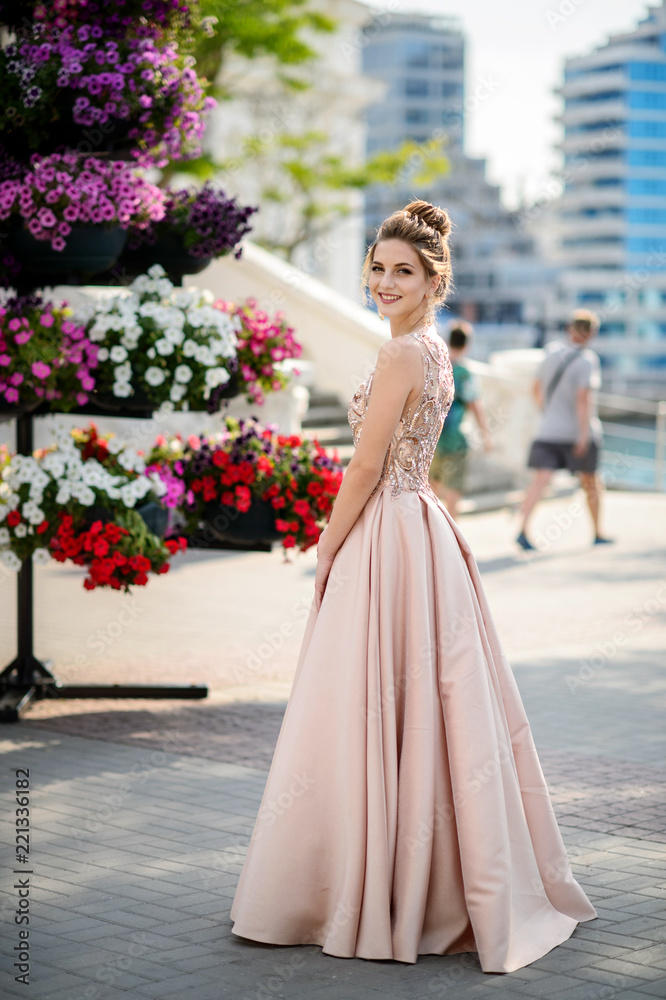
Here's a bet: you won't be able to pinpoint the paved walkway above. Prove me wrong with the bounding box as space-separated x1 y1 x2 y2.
1 490 665 1000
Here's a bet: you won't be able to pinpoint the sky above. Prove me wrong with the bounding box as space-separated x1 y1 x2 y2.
364 0 654 209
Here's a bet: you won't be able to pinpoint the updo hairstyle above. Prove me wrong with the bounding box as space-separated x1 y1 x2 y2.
362 200 454 312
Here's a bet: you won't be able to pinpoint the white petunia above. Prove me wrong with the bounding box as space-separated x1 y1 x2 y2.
170 384 187 403
194 346 216 366
0 550 21 571
106 437 124 455
145 366 166 387
164 326 184 346
96 347 110 362
114 361 132 381
14 523 27 538
174 364 193 384
32 548 51 565
204 367 230 388
0 527 9 544
113 382 132 398
147 347 156 359
155 400 174 416
118 449 145 474
172 289 193 309
155 339 174 357
73 484 96 506
182 339 198 358
110 345 128 362
147 264 167 279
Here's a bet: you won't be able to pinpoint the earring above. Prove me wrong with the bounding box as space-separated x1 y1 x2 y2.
378 311 385 321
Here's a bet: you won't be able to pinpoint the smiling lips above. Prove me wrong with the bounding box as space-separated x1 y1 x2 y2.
378 293 401 304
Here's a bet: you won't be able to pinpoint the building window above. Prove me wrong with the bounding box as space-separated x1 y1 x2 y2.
592 177 624 187
405 108 429 124
598 322 626 336
629 149 666 167
404 41 430 68
441 82 462 98
630 119 666 138
566 91 622 105
629 61 666 81
628 237 666 254
629 178 666 195
567 119 625 133
630 91 666 110
629 208 666 224
405 78 429 97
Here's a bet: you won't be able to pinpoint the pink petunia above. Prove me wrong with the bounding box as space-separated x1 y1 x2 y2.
31 361 51 379
5 387 19 404
39 313 54 328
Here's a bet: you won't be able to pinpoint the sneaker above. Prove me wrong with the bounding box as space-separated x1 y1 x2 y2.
593 535 614 545
516 531 536 551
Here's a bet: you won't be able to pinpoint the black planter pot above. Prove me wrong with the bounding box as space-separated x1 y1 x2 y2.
82 505 115 528
209 371 242 407
87 388 156 417
136 501 169 538
119 232 212 278
203 498 281 543
9 224 127 276
0 399 45 423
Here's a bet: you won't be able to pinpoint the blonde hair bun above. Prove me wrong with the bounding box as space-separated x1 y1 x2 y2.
403 200 451 238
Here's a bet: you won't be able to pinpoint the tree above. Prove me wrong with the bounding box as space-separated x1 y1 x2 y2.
196 0 336 94
216 131 451 260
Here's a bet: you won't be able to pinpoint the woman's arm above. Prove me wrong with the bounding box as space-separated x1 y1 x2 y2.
314 338 422 608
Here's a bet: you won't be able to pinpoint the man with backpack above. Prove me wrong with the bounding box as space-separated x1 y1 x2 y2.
516 309 612 550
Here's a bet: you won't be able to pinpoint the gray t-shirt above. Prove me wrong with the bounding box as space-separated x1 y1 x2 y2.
534 340 602 444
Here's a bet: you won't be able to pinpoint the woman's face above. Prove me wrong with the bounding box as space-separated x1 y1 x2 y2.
368 239 438 321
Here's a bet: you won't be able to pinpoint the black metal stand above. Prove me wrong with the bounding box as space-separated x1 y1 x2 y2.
0 410 208 722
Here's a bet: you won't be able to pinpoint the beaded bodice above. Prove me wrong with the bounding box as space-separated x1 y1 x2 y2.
347 328 454 500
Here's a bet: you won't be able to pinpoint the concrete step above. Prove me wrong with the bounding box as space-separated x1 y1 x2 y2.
302 405 351 428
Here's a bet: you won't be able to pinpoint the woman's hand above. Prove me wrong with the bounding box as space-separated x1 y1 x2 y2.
315 532 336 610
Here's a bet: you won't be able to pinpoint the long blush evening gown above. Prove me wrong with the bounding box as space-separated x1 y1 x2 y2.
230 328 597 972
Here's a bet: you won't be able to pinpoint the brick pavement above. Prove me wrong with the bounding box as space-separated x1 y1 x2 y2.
1 490 665 999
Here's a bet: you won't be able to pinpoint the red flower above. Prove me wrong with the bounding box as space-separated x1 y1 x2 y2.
6 510 21 527
221 491 234 506
293 499 310 516
211 450 228 468
36 519 49 534
158 563 170 574
271 496 285 509
93 539 109 557
283 534 296 548
275 518 290 532
307 481 323 497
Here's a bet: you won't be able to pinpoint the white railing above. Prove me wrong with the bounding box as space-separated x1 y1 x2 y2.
598 392 666 492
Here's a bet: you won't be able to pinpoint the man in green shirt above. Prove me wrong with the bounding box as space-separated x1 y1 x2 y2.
430 323 492 519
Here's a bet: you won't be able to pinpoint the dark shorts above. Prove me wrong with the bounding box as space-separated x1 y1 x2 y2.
430 449 468 492
527 439 599 474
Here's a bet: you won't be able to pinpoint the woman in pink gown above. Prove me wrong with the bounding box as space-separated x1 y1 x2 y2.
230 200 597 973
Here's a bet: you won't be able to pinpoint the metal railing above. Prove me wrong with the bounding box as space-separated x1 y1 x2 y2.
598 392 666 492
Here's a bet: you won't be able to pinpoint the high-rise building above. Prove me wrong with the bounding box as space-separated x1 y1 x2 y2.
361 11 555 357
553 0 666 395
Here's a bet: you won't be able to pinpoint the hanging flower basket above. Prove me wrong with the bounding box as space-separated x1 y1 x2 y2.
86 388 156 417
203 498 281 543
119 232 212 277
8 224 127 276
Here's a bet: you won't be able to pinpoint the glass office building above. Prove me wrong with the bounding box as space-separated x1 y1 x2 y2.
556 1 666 391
